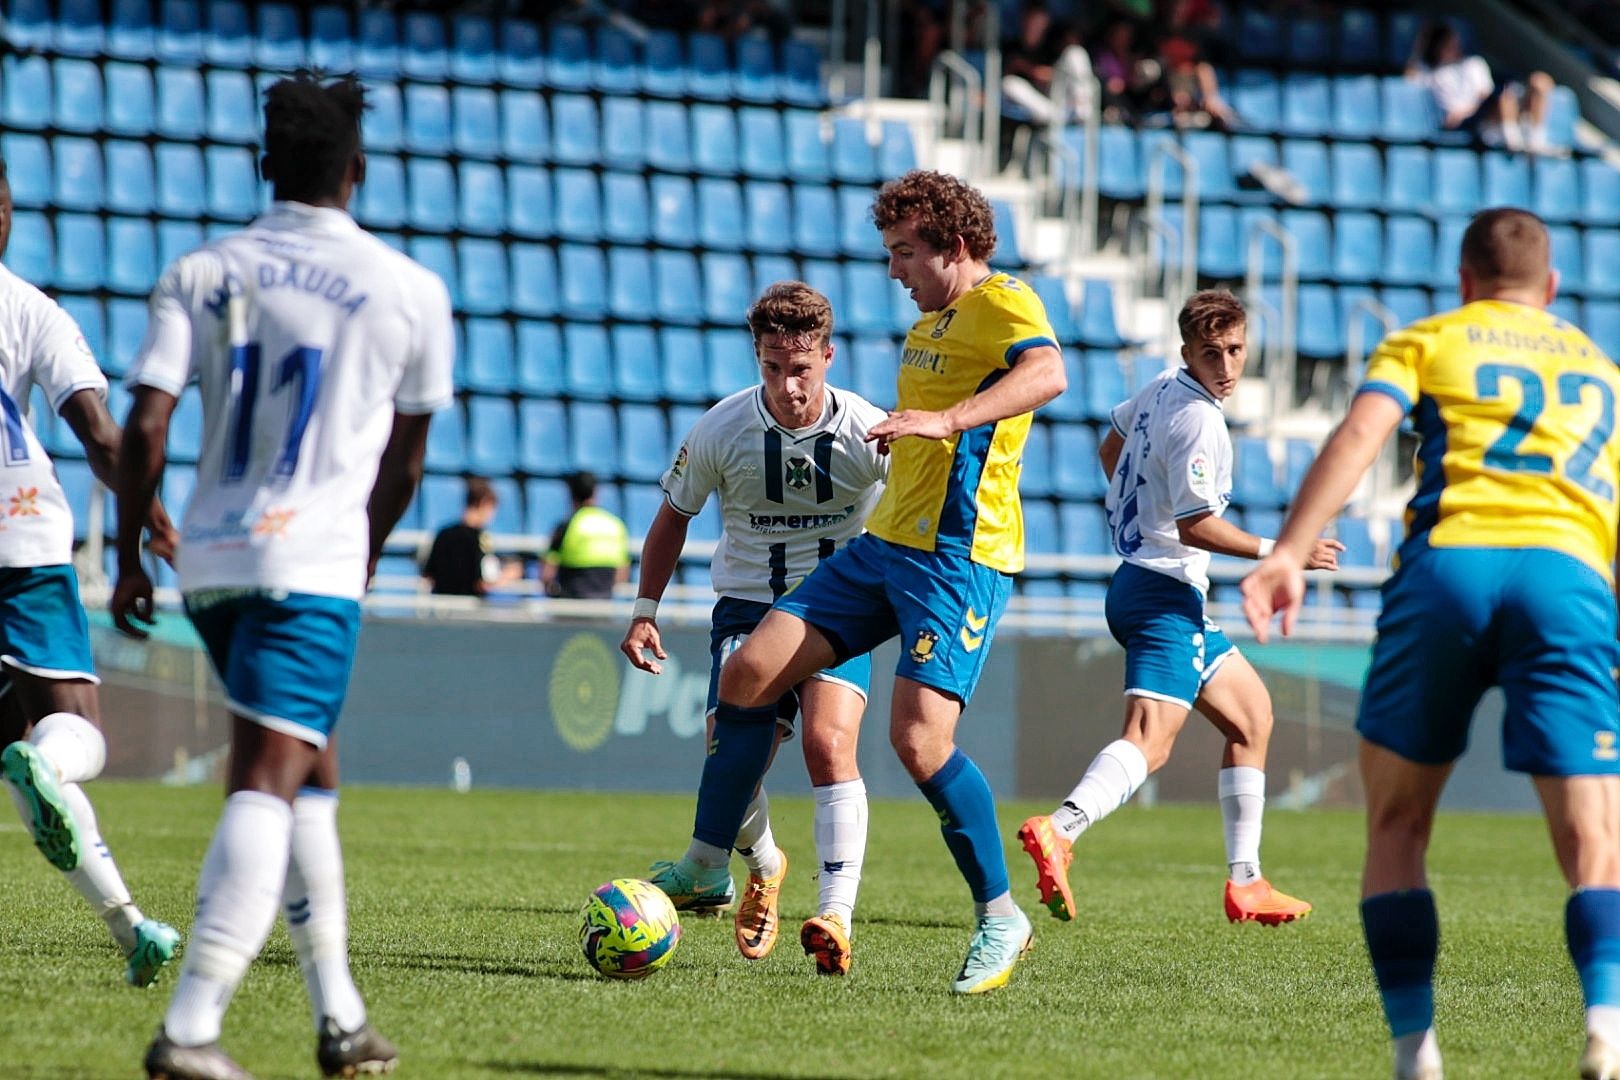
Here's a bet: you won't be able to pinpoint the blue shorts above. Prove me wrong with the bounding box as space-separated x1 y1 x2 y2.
772 532 1012 706
708 596 871 735
1358 546 1620 776
0 565 97 684
1105 561 1235 709
184 589 362 750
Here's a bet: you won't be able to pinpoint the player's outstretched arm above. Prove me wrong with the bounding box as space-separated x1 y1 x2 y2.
1178 513 1345 569
1241 391 1405 641
867 345 1066 448
620 500 692 675
60 388 179 561
366 412 433 584
112 386 178 638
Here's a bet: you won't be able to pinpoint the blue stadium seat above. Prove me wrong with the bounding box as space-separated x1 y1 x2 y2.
1482 151 1530 208
516 320 562 395
802 261 843 318
255 2 304 69
692 105 741 176
206 146 259 221
739 107 787 179
1023 496 1057 555
703 252 752 323
698 180 746 252
601 97 646 171
650 175 697 248
1384 216 1435 289
0 135 48 210
3 0 51 51
1197 206 1242 280
1180 130 1234 205
744 182 792 255
451 14 498 84
355 8 400 79
1279 139 1330 206
1043 349 1087 422
458 238 509 316
204 69 256 145
656 252 705 326
53 58 103 133
424 400 465 473
309 7 354 72
1236 9 1282 63
752 254 800 296
1329 142 1382 210
1296 284 1342 358
843 265 893 334
593 26 641 95
1082 351 1128 420
622 483 666 541
1544 85 1579 151
847 336 893 406
832 118 879 184
642 29 688 99
51 137 102 212
401 10 448 82
103 62 155 137
839 188 883 259
1380 77 1436 142
1333 212 1383 285
356 155 404 230
168 391 203 462
407 158 455 233
1079 124 1140 202
106 0 153 60
554 168 602 243
156 144 204 218
525 478 570 536
1079 281 1129 349
1140 130 1185 197
782 40 826 108
466 397 517 476
365 83 403 153
458 161 505 237
1583 162 1620 228
453 87 501 159
404 84 452 156
1052 424 1103 500
1061 503 1111 557
157 219 202 268
540 22 589 93
1385 10 1425 70
1030 276 1079 344
414 476 462 533
1335 516 1379 568
155 67 204 139
204 0 253 67
1382 145 1431 215
880 120 918 176
1283 437 1315 496
1549 225 1586 297
1280 209 1331 280
1229 71 1280 135
619 405 671 482
568 403 617 476
59 293 104 370
511 244 559 318
708 330 756 399
1586 301 1620 360
496 18 543 88
687 32 733 101
106 296 150 375
735 37 778 103
563 321 613 400
409 236 458 308
1232 436 1283 508
1432 217 1469 289
1339 285 1383 356
646 101 692 173
500 91 548 162
600 172 647 245
610 324 662 402
1583 232 1620 298
661 327 709 404
1281 74 1332 138
1432 149 1482 217
1532 157 1580 224
1332 75 1380 141
53 214 102 291
463 318 514 394
784 109 831 183
607 249 654 322
793 186 840 259
1550 295 1582 327
155 0 202 63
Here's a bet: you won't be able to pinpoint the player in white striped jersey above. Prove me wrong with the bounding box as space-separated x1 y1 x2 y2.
112 75 454 1080
0 155 182 992
621 282 887 975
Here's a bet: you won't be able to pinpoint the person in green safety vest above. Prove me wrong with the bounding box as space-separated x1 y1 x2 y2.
542 471 630 599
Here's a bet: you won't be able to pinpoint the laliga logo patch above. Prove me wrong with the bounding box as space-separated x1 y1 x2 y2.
670 444 688 478
785 456 812 491
930 309 956 339
909 628 940 664
1189 453 1210 487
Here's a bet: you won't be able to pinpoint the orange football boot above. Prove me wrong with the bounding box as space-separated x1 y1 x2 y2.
1017 815 1076 921
1225 878 1312 925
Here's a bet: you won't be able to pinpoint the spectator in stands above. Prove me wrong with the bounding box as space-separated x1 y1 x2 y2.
422 477 519 598
1092 18 1159 125
694 0 792 43
1407 21 1558 153
1157 16 1234 130
542 471 630 600
1000 2 1096 130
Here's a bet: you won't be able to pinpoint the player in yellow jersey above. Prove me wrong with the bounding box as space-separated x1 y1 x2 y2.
1243 209 1620 1080
672 170 1066 993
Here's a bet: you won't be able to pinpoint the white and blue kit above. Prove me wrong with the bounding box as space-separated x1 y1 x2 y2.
1104 369 1237 708
0 261 107 685
127 202 455 746
660 384 889 726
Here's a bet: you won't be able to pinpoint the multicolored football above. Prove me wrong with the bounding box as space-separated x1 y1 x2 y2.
580 878 682 979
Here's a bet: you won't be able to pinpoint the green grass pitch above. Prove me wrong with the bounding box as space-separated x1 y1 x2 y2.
0 783 1585 1079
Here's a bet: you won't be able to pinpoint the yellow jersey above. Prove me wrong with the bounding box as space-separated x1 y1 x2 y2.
863 272 1057 573
1360 299 1620 579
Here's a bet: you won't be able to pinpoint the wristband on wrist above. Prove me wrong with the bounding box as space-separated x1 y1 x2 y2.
632 597 659 621
1256 537 1276 558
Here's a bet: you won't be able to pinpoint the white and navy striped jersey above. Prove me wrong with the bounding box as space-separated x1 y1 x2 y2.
1106 368 1234 595
0 262 106 567
661 385 888 604
127 202 455 600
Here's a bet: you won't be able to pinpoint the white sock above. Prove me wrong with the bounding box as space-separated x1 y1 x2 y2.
60 782 144 950
1050 739 1149 843
284 790 366 1034
812 778 867 925
1394 1027 1442 1079
30 712 105 783
683 838 731 872
164 791 293 1047
1219 766 1266 885
977 891 1019 918
734 789 782 879
1589 1005 1620 1047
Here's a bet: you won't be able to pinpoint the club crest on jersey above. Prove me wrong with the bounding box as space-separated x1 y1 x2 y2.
1597 731 1619 762
785 456 812 491
7 487 40 517
930 309 957 339
909 628 940 664
252 508 298 537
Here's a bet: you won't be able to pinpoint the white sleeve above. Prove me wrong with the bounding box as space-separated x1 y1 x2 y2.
395 270 455 415
1108 385 1141 439
126 261 198 397
1165 407 1230 520
29 298 106 412
660 416 719 517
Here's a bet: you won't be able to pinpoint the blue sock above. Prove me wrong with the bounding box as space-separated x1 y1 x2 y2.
916 748 1009 904
1361 889 1439 1037
691 703 777 851
1567 888 1620 1009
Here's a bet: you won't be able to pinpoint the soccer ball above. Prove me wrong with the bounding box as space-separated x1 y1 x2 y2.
580 878 682 979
